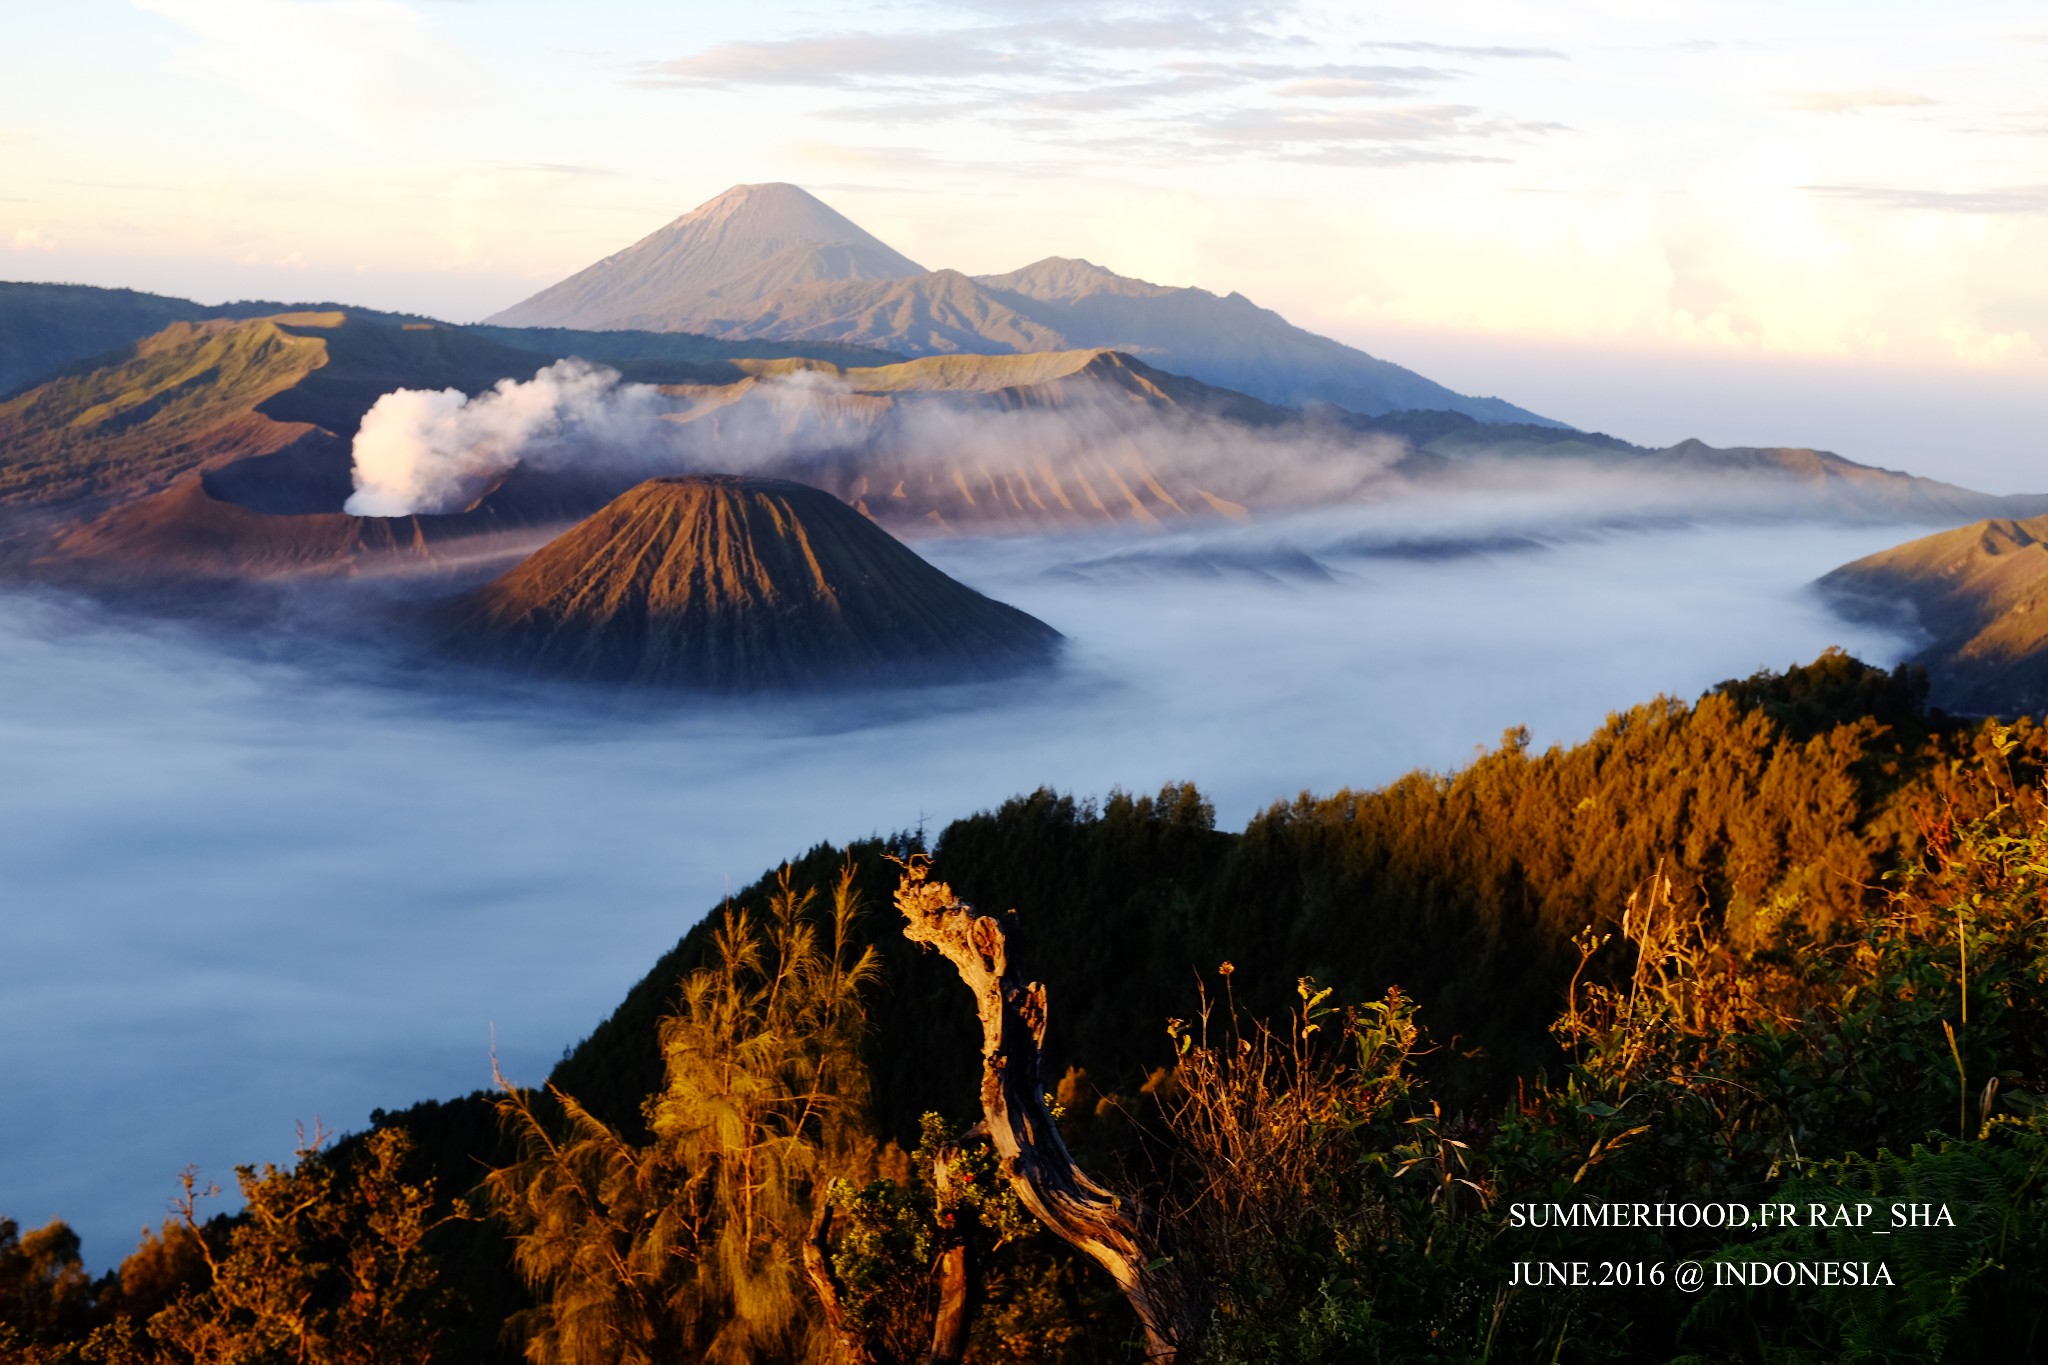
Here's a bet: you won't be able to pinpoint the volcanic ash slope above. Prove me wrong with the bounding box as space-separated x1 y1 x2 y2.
447 475 1062 690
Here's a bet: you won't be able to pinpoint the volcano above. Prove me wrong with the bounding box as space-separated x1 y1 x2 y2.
484 182 1558 424
485 183 927 331
448 475 1062 689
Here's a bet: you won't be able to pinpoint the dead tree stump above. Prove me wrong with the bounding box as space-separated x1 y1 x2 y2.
895 857 1200 1361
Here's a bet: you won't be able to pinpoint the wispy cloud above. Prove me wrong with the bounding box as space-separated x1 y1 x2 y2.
1192 104 1557 147
1171 60 1454 83
1275 78 1428 99
931 0 1295 33
1807 183 2048 213
484 162 618 179
634 30 1090 89
1777 88 1936 113
1057 100 1554 170
1184 107 1561 167
639 17 1549 170
634 10 1313 93
1270 145 1513 168
1009 74 1245 113
788 141 1072 181
1362 41 1565 60
1010 13 1276 51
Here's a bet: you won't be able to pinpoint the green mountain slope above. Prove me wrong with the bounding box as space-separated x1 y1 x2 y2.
0 282 214 399
0 280 446 398
1821 514 2048 714
1 278 908 405
0 312 557 515
0 315 331 512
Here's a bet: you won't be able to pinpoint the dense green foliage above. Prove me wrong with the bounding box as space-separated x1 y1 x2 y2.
12 651 2048 1361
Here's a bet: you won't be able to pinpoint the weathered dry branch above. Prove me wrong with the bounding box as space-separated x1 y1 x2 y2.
895 857 1200 1361
801 1196 873 1365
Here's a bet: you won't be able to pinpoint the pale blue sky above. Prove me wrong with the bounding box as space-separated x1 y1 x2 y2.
3 0 2044 483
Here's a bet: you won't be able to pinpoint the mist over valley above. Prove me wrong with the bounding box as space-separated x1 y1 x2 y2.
0 513 1921 1263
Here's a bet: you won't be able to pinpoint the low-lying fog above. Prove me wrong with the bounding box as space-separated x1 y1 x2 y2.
0 513 1921 1265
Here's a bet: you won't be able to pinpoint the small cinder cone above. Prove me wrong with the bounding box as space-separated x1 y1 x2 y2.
448 475 1061 689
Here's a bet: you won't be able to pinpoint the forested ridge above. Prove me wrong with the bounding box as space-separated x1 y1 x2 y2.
10 650 2048 1363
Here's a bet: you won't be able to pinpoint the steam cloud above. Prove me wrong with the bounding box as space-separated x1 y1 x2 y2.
345 361 669 516
339 358 1940 532
341 357 1414 525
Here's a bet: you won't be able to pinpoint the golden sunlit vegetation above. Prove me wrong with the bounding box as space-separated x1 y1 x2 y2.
488 866 877 1365
2 1127 455 1365
7 651 2048 1362
1823 514 2048 715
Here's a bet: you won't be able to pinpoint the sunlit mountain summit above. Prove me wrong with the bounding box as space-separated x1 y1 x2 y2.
486 182 929 332
488 182 1555 424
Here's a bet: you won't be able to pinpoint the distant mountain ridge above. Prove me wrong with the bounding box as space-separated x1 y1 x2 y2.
0 280 903 407
485 183 1559 425
9 307 2048 603
0 282 435 400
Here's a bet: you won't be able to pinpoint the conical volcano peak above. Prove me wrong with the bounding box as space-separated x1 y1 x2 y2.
682 181 837 221
448 475 1062 690
659 183 906 257
482 183 1561 423
485 183 926 330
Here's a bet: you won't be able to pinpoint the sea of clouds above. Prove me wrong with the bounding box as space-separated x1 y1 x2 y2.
0 514 1922 1264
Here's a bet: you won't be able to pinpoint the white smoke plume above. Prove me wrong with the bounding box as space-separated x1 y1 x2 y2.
345 361 670 516
339 356 1420 526
340 355 1941 534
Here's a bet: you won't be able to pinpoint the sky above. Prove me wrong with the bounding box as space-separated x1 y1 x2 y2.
1 0 2044 484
